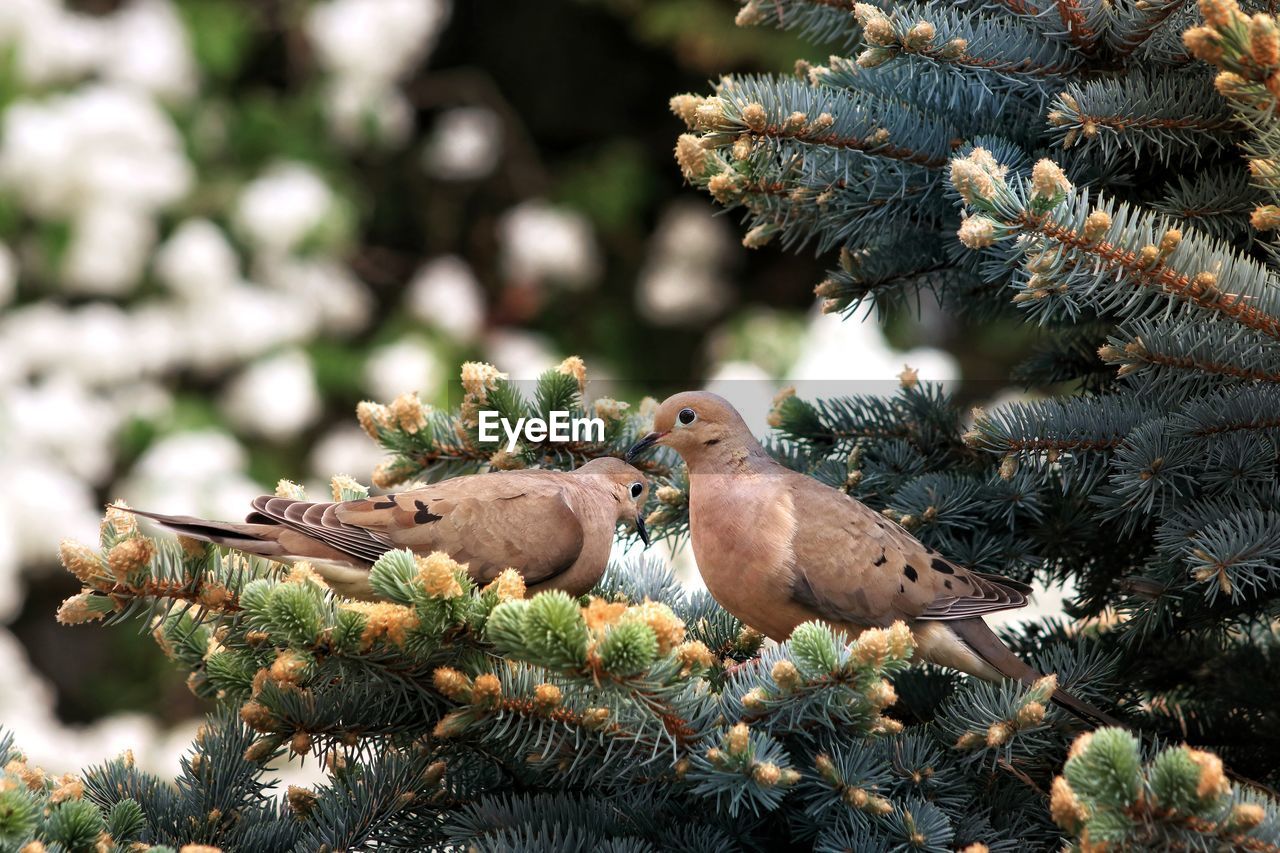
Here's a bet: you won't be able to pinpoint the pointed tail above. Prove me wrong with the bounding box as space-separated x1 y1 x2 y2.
123 507 289 559
947 617 1125 728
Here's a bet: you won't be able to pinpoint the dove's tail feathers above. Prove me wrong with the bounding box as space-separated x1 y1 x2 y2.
124 508 291 558
946 617 1125 729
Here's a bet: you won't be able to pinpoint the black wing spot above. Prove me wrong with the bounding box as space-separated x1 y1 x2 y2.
413 500 443 524
944 579 953 590
903 564 918 582
703 438 721 447
371 499 396 509
958 575 972 586
931 558 954 575
898 584 904 594
872 549 887 567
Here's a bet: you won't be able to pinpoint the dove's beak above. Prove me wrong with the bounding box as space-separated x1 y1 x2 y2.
635 513 651 547
626 431 667 462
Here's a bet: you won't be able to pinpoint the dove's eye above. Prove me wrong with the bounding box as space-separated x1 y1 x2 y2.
630 482 643 499
678 407 696 425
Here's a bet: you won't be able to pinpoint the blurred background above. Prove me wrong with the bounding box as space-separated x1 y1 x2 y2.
0 0 1036 775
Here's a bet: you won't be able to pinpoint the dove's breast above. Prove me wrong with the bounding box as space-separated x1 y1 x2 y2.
688 472 814 641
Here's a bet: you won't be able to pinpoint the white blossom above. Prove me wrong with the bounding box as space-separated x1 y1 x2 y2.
221 350 322 441
101 0 197 101
262 257 373 336
636 203 733 325
62 204 156 295
309 424 387 482
153 218 241 298
233 162 337 256
323 77 413 148
498 200 601 289
483 329 558 380
363 336 444 402
306 0 447 88
405 255 485 342
0 84 192 219
424 107 502 180
120 429 263 522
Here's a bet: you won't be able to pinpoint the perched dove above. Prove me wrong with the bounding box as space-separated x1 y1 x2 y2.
128 457 650 600
628 391 1116 723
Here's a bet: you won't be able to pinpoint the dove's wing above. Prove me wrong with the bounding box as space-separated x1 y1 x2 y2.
785 473 1030 627
335 472 586 584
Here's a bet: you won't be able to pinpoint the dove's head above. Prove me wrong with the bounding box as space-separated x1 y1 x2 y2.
626 391 760 470
573 456 651 545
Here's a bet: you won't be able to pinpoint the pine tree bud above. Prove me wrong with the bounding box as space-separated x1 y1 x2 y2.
1214 72 1249 100
957 216 997 249
783 111 808 133
853 628 890 666
240 700 275 732
1200 0 1243 29
735 1 764 26
534 682 562 710
857 47 897 68
905 20 935 49
694 101 724 130
1136 245 1159 268
432 667 473 701
955 731 985 750
820 298 844 315
1067 731 1094 760
1016 701 1046 727
1186 748 1230 799
863 15 896 47
939 38 967 59
867 679 897 709
416 552 465 599
59 540 104 585
1049 776 1088 831
771 659 802 691
106 537 153 581
741 102 767 132
742 688 768 711
1252 204 1280 230
483 568 526 601
814 278 842 299
56 592 107 625
1228 802 1266 830
675 134 708 180
388 392 428 434
269 651 309 686
355 401 389 439
999 455 1019 480
706 747 724 765
472 674 503 707
1190 271 1219 296
814 752 839 784
101 502 138 540
743 224 777 248
669 94 703 127
726 722 751 756
1251 157 1280 184
244 736 283 763
752 762 782 786
1082 209 1111 243
422 759 447 788
779 768 801 786
49 774 83 804
986 721 1013 746
1183 26 1223 62
706 173 739 202
675 640 715 672
287 785 317 817
950 157 996 204
1030 159 1072 201
290 732 312 756
844 787 869 808
581 707 611 730
731 135 754 161
432 710 471 738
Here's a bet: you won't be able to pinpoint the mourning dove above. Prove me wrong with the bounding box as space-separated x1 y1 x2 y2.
127 457 650 600
628 391 1117 724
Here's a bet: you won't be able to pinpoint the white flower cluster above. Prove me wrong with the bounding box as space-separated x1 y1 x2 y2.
637 202 733 325
306 0 451 147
